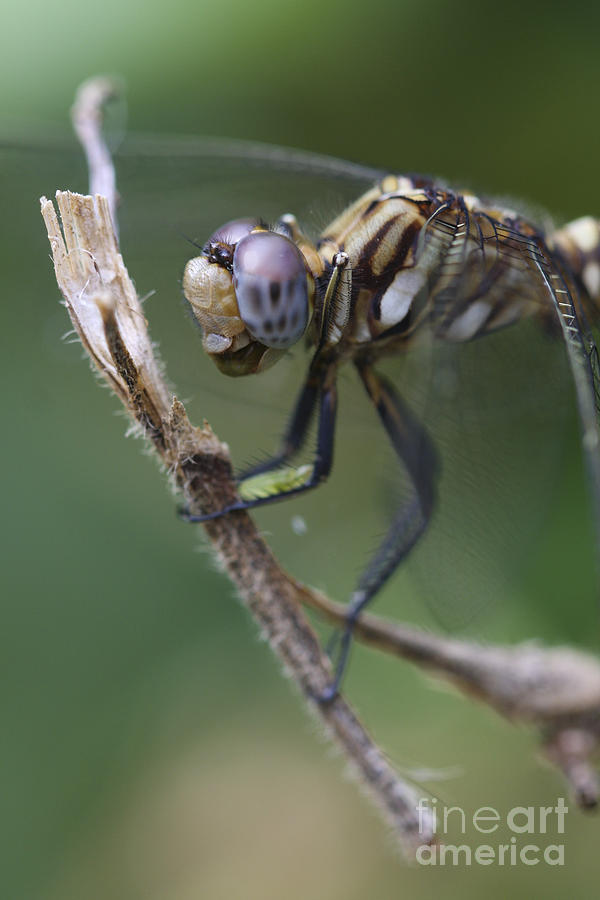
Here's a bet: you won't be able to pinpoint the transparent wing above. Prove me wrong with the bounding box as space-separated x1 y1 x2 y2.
371 208 600 630
379 321 576 630
532 242 600 540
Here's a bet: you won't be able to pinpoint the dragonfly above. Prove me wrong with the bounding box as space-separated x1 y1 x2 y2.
11 129 600 698
180 166 600 700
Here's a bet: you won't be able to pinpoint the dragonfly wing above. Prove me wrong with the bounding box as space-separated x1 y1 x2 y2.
532 247 600 552
121 133 384 183
370 205 600 630
378 320 577 629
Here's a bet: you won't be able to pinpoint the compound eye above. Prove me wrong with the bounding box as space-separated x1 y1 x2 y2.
232 231 310 349
207 218 261 247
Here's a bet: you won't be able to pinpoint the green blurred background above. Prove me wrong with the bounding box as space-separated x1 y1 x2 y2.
3 0 600 897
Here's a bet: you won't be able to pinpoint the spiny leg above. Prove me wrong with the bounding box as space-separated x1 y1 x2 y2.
237 372 320 481
184 364 338 522
320 360 438 702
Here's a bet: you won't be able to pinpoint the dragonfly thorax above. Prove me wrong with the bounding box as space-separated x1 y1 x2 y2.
314 177 436 353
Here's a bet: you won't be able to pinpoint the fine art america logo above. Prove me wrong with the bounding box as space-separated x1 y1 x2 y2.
416 798 568 866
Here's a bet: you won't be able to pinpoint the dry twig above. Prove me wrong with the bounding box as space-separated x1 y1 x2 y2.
300 587 600 808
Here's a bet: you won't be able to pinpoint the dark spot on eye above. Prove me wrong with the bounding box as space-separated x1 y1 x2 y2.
246 285 263 313
263 319 274 333
269 282 281 304
277 314 287 331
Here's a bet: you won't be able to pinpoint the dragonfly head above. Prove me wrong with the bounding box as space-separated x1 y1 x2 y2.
183 218 317 376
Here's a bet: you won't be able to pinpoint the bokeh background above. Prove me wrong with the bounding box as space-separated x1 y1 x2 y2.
3 0 600 897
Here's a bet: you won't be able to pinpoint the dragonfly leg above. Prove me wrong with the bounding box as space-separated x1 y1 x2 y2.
318 361 438 702
236 372 320 480
184 365 337 522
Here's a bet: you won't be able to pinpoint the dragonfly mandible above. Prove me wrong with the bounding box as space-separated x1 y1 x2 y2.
182 172 600 701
